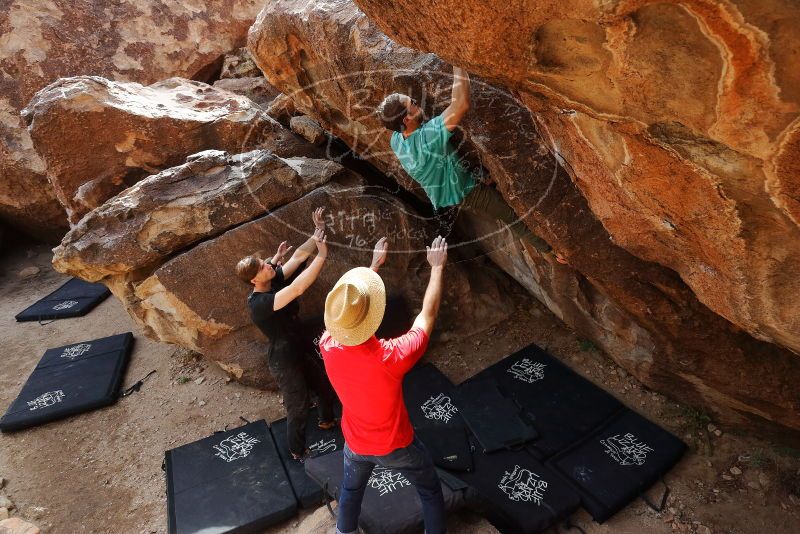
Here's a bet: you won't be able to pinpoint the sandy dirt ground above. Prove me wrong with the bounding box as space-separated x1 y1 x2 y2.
0 243 798 534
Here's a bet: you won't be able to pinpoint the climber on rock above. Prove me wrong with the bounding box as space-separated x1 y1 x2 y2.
376 65 553 255
235 207 338 461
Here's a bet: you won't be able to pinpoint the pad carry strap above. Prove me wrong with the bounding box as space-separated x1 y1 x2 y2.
642 478 670 512
322 481 337 519
120 370 157 398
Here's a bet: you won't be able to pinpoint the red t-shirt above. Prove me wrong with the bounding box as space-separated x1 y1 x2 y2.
319 327 430 456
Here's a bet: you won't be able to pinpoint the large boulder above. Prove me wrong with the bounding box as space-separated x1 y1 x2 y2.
0 0 264 241
134 180 493 387
349 1 800 354
54 150 506 388
53 149 342 281
23 77 313 224
248 0 800 437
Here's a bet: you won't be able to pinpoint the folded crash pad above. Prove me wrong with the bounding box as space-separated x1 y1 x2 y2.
165 420 296 534
270 412 345 508
547 408 686 523
15 278 110 322
403 363 473 471
466 343 623 458
305 448 467 534
453 378 538 453
0 333 133 432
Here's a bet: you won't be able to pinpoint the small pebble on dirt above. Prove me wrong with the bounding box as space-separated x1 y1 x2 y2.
194 377 205 385
730 466 742 475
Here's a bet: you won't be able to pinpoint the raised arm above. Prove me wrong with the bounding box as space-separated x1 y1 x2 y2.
370 237 388 272
411 236 447 336
270 241 293 266
281 207 326 278
441 66 470 132
273 227 328 311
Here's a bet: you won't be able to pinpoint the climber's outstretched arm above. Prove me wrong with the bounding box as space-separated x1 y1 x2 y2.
442 66 470 132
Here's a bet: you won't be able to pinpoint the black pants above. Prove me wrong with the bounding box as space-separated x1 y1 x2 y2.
269 326 337 457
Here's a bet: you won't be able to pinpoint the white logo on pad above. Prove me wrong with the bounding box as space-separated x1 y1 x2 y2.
60 343 92 360
53 300 78 310
368 467 411 496
507 358 546 384
421 393 458 423
498 465 548 504
309 438 337 454
28 390 65 411
600 433 653 466
213 432 260 462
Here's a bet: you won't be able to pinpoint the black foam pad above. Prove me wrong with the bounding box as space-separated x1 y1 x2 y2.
403 364 473 471
466 343 622 458
15 278 110 322
36 333 133 369
415 426 473 472
447 440 581 534
305 449 467 534
0 333 133 432
453 379 538 453
47 278 110 299
270 413 345 508
165 420 296 534
547 409 687 523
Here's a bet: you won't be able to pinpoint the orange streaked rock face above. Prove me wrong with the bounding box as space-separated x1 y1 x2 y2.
249 0 800 437
352 0 800 354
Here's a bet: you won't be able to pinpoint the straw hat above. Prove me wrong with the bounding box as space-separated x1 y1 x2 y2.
324 267 386 346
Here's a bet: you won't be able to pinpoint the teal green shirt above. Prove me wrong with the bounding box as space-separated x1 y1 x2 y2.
390 115 475 210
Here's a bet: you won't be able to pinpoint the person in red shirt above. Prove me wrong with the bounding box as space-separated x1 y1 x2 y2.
319 235 449 534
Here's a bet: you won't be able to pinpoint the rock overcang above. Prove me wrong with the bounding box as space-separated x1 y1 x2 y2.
247 0 800 438
351 0 800 352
